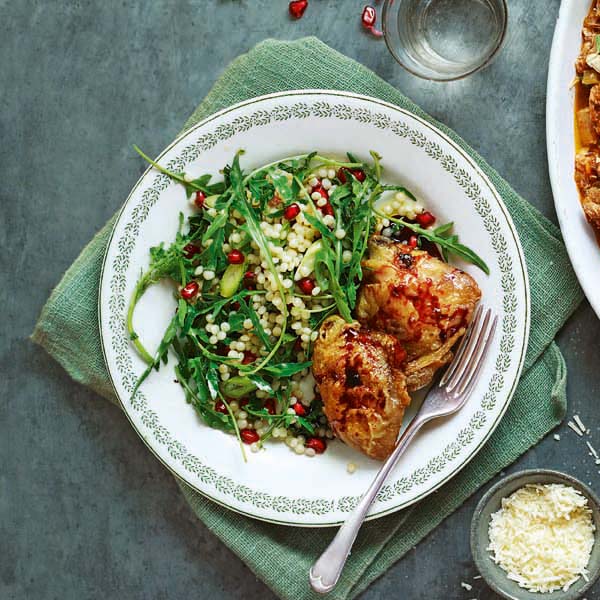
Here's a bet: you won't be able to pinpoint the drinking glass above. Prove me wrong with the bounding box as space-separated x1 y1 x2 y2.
382 0 507 81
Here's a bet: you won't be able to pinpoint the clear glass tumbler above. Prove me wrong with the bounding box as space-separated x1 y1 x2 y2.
382 0 507 81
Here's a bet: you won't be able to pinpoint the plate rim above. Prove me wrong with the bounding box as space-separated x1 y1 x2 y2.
98 89 530 526
547 0 600 319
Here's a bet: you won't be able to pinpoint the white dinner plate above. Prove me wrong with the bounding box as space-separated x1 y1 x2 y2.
99 90 530 526
547 0 600 318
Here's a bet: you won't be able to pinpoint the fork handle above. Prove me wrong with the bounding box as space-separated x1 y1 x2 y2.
309 416 428 594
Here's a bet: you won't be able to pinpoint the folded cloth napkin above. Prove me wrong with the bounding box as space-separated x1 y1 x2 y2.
33 37 583 600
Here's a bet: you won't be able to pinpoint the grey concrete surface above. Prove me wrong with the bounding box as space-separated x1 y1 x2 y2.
2 1 600 599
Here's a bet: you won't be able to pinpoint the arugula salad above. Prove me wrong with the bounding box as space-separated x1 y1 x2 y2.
128 148 488 460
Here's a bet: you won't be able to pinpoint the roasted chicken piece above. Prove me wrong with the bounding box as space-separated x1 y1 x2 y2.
590 85 600 137
312 316 411 460
584 186 600 232
575 151 600 234
576 2 600 75
576 149 600 190
356 236 481 391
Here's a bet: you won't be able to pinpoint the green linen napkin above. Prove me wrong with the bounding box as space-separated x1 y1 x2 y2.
33 37 583 600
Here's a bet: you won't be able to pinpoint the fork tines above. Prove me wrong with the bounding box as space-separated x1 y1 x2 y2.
440 306 498 398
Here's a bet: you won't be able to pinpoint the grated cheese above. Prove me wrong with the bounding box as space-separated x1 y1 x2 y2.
574 414 587 433
488 484 595 593
568 420 585 437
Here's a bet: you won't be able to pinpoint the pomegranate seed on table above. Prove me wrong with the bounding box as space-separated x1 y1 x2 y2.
292 402 306 416
288 0 308 19
183 243 200 259
180 281 199 300
283 203 301 220
361 5 383 37
193 190 206 208
227 249 245 264
214 400 228 414
416 211 436 228
297 277 315 295
362 5 376 26
240 429 260 444
306 437 327 454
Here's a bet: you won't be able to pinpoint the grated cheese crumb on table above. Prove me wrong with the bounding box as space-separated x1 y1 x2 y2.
574 414 587 433
487 483 595 593
568 420 585 437
587 441 599 461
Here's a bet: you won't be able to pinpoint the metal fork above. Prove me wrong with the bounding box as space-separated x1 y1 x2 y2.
309 306 498 594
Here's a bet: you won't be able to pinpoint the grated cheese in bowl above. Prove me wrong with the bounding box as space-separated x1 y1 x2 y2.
487 483 596 593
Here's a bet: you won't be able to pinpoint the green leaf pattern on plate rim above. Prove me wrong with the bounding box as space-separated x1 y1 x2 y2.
105 97 518 519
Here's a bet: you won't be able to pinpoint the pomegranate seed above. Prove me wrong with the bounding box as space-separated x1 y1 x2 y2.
264 398 276 415
231 301 240 311
288 0 308 19
313 185 329 200
240 429 260 444
337 168 366 183
361 5 383 37
180 281 199 300
362 5 376 26
409 235 418 248
352 169 366 182
241 351 257 365
227 249 245 264
293 337 303 352
416 211 436 228
306 437 327 454
284 203 301 220
183 243 201 259
243 270 256 290
320 202 334 217
214 400 228 414
297 277 315 295
292 402 306 416
216 344 229 356
193 190 206 208
239 398 249 408
418 239 442 260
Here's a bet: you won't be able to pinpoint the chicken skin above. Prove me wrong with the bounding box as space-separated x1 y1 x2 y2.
575 151 600 234
312 316 411 460
356 236 481 391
